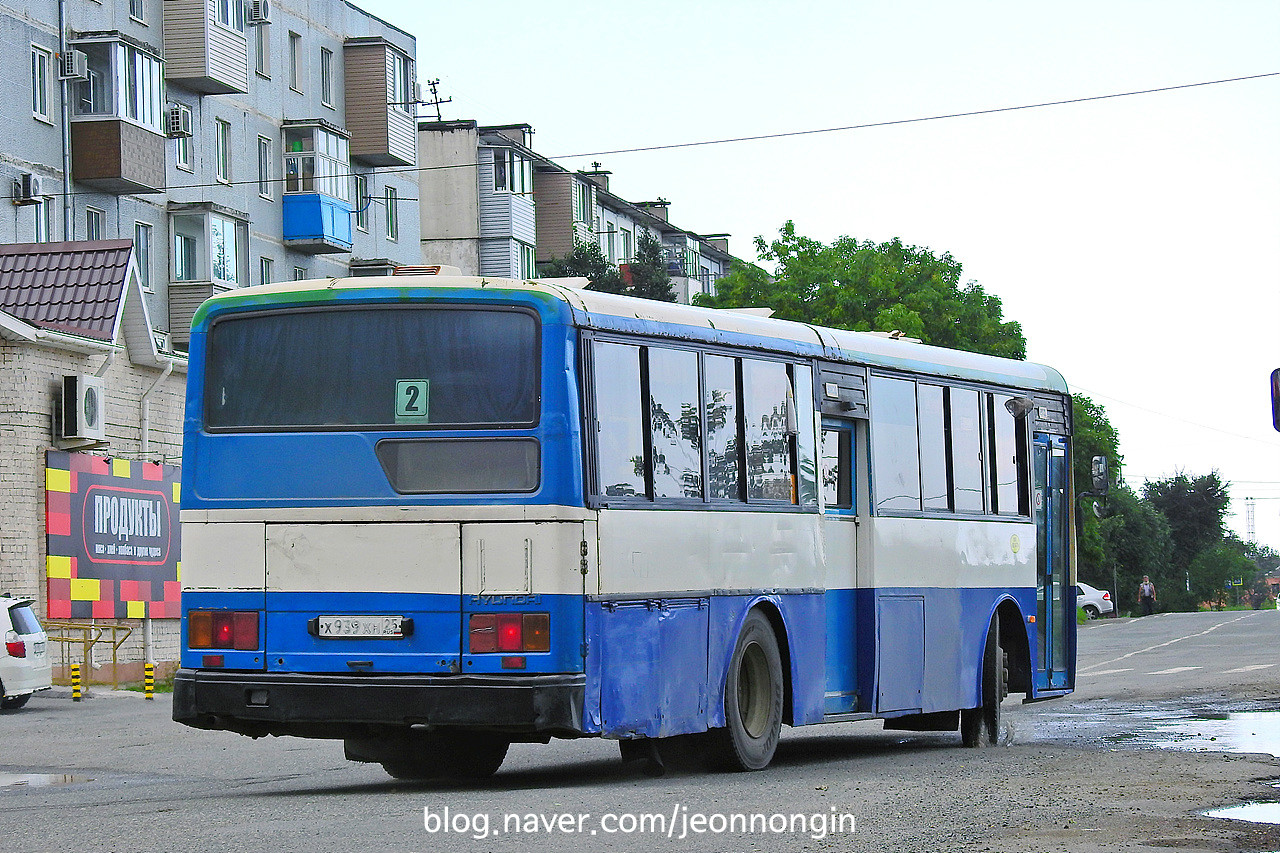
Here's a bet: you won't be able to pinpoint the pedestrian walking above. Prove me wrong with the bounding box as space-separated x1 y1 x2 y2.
1137 576 1157 616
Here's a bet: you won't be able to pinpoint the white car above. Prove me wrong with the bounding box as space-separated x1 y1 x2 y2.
1 595 52 709
1076 581 1114 619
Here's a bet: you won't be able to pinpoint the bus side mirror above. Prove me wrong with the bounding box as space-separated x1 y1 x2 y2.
1272 369 1280 432
1091 456 1109 495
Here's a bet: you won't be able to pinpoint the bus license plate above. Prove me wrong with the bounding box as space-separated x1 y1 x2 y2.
315 616 404 639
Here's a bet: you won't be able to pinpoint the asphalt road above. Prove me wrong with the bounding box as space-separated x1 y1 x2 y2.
4 610 1280 853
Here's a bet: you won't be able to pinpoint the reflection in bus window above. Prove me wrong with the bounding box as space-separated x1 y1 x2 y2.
951 387 985 513
743 360 793 502
648 348 702 499
593 341 646 498
704 355 741 501
918 384 949 511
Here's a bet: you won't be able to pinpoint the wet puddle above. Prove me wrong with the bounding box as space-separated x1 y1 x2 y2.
1030 703 1280 758
1203 801 1280 826
0 773 93 788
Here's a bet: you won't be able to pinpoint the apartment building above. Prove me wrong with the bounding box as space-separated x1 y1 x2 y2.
418 120 735 299
7 0 421 349
0 0 422 674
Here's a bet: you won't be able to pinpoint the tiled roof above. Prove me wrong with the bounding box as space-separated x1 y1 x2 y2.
0 239 133 342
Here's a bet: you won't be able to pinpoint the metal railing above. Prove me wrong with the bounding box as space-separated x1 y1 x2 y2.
43 621 134 690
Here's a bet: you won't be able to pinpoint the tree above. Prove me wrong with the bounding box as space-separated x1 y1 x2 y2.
695 221 1026 359
626 231 675 302
1096 484 1175 613
539 241 625 294
1187 541 1255 610
1142 472 1230 575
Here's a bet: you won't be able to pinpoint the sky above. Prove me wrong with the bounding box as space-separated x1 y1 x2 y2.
360 0 1280 549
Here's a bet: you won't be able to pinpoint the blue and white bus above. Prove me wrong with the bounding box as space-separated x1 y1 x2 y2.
173 270 1076 777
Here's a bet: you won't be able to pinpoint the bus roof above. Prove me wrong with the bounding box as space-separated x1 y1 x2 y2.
196 274 1068 395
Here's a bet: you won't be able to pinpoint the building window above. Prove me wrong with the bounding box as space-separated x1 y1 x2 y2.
175 134 192 170
284 125 350 200
174 232 197 281
215 119 231 182
604 226 616 262
257 136 272 198
620 228 633 263
215 0 245 32
293 266 306 281
31 46 51 121
384 186 398 240
135 222 153 291
572 181 592 224
33 199 52 242
129 0 145 22
389 51 410 114
255 22 270 77
519 243 536 279
288 32 302 91
72 40 165 132
353 173 369 231
493 149 531 194
86 207 104 241
259 256 273 286
320 48 333 107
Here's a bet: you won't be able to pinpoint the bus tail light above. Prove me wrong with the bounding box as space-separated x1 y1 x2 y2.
188 610 259 651
468 613 549 654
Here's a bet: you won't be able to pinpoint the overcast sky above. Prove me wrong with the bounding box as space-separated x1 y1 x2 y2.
361 0 1280 550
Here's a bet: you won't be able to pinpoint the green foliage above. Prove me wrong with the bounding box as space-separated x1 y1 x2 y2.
1141 472 1230 578
695 221 1026 359
540 240 625 294
1072 394 1122 576
1187 541 1256 610
1096 483 1175 610
627 231 675 302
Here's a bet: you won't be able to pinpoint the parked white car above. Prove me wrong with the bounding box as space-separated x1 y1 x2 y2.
1076 581 1114 619
1 595 52 709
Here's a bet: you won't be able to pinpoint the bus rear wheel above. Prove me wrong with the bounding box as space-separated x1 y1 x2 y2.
960 619 1009 747
708 610 783 771
380 731 510 780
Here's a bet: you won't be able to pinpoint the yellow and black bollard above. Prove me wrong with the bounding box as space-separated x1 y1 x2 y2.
144 663 155 700
71 664 82 702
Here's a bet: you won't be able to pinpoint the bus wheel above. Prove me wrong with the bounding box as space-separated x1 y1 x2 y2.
708 610 784 771
381 731 510 780
960 620 1009 747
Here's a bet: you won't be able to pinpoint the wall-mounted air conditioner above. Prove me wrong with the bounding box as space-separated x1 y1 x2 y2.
166 104 193 139
62 375 107 443
12 173 43 206
59 49 88 81
248 0 270 25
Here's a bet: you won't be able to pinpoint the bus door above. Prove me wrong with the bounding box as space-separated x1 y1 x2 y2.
1033 434 1070 690
820 417 860 715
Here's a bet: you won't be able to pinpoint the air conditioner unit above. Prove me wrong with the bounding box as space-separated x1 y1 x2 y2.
61 374 107 443
58 49 88 81
248 0 270 24
12 173 43 206
166 104 193 139
153 332 171 353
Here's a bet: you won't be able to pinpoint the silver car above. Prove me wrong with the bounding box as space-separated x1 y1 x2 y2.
1 595 53 709
1076 581 1115 619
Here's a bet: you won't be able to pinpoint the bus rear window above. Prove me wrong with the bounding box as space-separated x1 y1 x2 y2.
204 307 539 430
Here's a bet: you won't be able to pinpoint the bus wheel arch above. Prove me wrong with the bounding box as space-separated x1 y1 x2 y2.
708 606 785 771
994 599 1031 694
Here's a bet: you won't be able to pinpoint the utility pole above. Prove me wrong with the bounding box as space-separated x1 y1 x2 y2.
420 79 451 122
1246 496 1256 542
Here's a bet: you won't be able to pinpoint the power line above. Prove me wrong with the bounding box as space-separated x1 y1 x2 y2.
1073 383 1280 449
29 71 1279 203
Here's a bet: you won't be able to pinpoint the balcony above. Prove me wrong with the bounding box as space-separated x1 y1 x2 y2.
71 119 165 194
343 38 416 167
162 0 249 95
282 122 354 254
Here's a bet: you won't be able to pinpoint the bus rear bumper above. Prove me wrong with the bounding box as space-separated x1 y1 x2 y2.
172 669 586 740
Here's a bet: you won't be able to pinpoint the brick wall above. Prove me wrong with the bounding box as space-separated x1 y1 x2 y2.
0 338 186 668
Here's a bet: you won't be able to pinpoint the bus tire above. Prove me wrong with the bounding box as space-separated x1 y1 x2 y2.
960 619 1008 747
381 731 510 780
708 609 784 771
1 693 29 710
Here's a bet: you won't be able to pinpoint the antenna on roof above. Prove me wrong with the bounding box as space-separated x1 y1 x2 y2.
420 79 451 122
